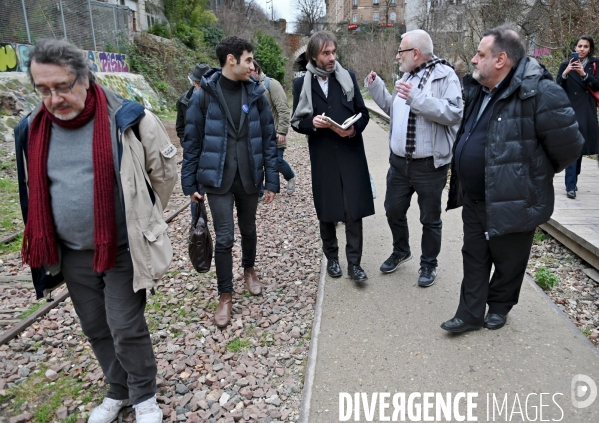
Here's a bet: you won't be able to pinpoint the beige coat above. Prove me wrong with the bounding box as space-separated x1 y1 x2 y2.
23 85 177 294
259 72 290 148
119 103 178 292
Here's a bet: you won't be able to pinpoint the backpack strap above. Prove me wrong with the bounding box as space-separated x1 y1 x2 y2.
199 89 209 117
264 76 271 92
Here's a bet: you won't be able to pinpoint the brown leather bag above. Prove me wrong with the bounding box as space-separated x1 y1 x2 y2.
188 200 213 273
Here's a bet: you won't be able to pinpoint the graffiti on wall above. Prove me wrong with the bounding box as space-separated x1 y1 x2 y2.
0 43 29 72
0 43 129 73
88 51 130 73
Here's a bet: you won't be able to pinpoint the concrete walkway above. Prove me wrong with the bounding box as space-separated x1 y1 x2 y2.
303 117 599 422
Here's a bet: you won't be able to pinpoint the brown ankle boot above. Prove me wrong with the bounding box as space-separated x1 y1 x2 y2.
214 293 232 328
244 267 262 295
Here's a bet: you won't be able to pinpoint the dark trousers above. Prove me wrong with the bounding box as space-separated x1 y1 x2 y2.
455 195 535 325
61 245 156 405
384 154 448 268
564 155 582 191
207 176 259 294
319 191 363 266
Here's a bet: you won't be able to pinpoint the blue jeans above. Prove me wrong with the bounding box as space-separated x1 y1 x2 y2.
260 149 294 196
564 155 582 191
384 154 448 268
278 148 295 181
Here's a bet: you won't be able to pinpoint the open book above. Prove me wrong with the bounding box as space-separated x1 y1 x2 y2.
324 113 362 130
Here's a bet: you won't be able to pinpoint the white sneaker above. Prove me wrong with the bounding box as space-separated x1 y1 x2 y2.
287 176 297 194
88 398 130 423
134 396 163 423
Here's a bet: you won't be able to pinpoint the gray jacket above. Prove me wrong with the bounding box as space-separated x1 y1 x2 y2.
366 63 463 167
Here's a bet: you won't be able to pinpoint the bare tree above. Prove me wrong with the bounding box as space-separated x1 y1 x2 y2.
213 0 271 40
294 0 326 35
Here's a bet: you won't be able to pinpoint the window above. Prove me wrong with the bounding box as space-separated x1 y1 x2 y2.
390 12 396 23
373 0 380 5
353 14 358 23
390 0 397 5
353 0 358 7
373 12 379 21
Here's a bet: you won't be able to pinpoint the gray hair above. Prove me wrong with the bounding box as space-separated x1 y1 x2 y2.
483 25 526 64
27 39 95 85
402 30 434 58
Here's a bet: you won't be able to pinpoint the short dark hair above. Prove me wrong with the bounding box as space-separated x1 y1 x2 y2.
216 36 254 67
27 38 95 85
483 25 526 64
575 35 595 57
252 59 262 74
306 31 338 66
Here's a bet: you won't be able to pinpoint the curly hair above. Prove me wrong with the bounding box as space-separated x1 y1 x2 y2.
26 38 95 85
216 36 254 67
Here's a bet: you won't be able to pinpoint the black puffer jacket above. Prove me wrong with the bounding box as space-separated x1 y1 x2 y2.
447 57 584 237
181 69 279 196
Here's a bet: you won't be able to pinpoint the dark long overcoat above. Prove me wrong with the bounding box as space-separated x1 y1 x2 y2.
292 71 374 222
556 57 599 155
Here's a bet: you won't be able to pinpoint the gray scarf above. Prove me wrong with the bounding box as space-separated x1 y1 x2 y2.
291 61 355 130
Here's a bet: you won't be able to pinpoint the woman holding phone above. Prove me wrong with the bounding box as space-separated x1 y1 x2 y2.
556 35 599 199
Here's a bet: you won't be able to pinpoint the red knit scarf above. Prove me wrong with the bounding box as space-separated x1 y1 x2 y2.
22 83 118 273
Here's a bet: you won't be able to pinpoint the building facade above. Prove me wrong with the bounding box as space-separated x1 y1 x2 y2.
327 0 405 29
105 0 166 32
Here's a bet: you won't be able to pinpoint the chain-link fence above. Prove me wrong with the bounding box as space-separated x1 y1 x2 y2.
0 0 131 51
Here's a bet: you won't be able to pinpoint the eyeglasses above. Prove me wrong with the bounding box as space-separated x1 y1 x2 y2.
36 76 79 98
397 48 415 55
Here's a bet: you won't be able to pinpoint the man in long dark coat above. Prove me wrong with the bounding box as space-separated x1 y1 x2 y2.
291 30 373 282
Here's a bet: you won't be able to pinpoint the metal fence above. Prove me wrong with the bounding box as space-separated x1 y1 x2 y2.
0 0 131 51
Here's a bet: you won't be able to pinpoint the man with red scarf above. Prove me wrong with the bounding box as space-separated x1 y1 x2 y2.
14 39 177 423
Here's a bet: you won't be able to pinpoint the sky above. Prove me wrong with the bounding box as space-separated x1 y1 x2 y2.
254 0 296 31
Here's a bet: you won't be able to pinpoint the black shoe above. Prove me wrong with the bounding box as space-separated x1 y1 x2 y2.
348 264 368 282
417 266 436 287
379 251 412 273
484 313 507 330
440 317 482 333
327 259 342 278
567 190 576 199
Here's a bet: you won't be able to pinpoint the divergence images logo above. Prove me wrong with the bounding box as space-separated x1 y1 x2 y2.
571 374 597 409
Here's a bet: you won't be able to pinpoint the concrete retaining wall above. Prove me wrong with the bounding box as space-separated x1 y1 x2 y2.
0 72 163 144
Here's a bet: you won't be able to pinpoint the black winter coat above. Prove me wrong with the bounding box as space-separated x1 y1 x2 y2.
181 69 279 196
292 71 374 222
447 57 584 237
556 57 599 155
175 86 194 140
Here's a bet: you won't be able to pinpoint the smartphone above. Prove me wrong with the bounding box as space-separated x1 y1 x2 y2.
571 52 580 61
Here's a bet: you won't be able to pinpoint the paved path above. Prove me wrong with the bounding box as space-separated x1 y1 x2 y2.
303 116 599 422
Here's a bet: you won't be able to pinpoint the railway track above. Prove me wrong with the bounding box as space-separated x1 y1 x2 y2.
0 159 189 345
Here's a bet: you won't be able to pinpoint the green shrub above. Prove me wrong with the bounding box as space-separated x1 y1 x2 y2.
173 22 204 50
148 23 171 39
253 31 286 84
199 25 225 48
533 229 548 245
534 266 559 290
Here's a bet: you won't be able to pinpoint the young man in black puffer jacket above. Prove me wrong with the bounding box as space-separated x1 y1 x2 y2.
181 36 279 328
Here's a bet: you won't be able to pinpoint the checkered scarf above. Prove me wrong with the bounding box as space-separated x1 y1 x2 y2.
405 57 452 161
